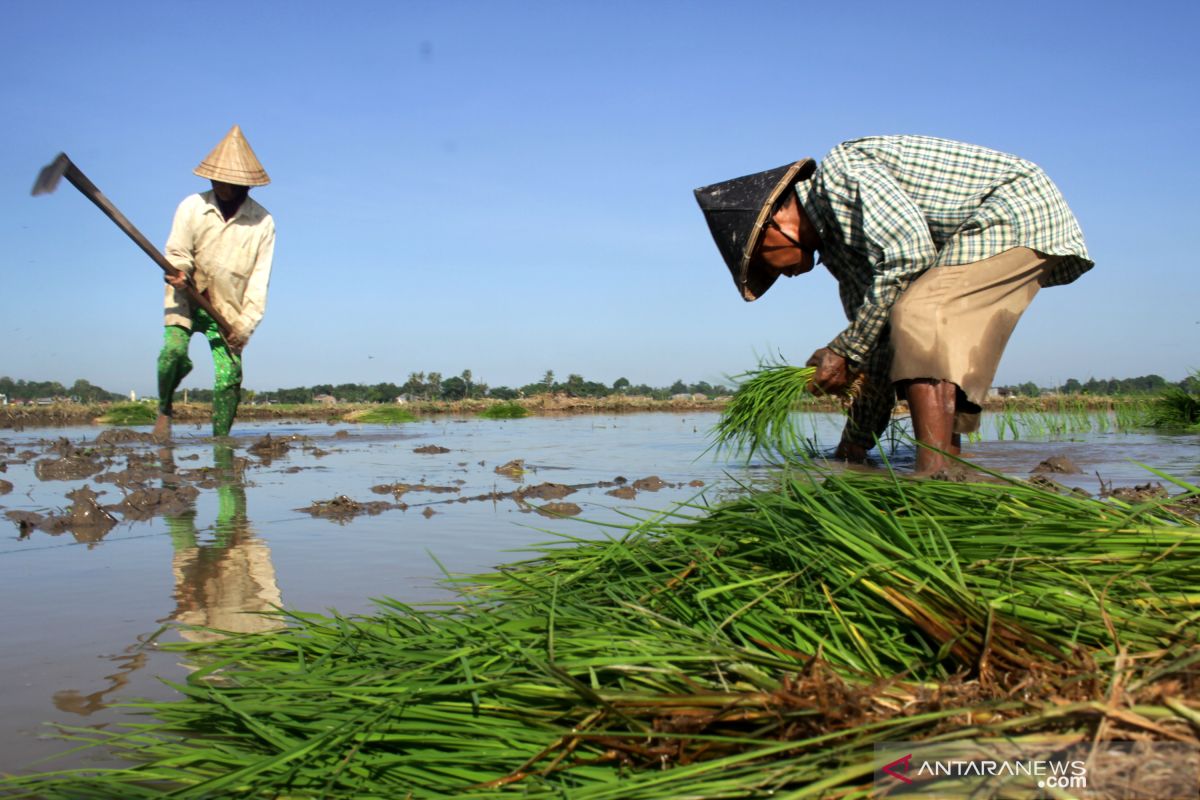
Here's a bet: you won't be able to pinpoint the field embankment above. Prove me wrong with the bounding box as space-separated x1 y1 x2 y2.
0 393 1149 430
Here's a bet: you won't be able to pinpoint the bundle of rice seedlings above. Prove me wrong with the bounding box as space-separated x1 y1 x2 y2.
1147 374 1200 430
5 468 1198 798
98 402 157 426
710 361 821 461
479 401 529 419
343 405 418 424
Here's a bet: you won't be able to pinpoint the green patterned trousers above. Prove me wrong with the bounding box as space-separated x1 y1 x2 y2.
157 308 243 437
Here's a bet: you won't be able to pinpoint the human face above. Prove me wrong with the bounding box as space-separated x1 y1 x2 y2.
754 194 815 278
210 180 249 206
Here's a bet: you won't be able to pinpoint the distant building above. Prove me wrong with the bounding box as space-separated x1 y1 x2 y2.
313 394 338 406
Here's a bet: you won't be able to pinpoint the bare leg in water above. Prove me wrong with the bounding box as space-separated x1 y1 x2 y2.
905 379 964 474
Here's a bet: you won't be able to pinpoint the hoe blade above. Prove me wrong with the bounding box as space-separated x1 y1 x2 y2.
31 153 71 196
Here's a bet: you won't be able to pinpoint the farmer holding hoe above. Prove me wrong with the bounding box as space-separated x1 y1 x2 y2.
154 125 276 442
695 135 1092 474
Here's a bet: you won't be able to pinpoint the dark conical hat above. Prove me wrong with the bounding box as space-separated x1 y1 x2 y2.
693 158 814 301
194 124 270 186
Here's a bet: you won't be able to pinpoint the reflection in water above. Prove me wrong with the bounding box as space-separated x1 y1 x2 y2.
166 444 283 642
52 444 286 716
51 634 156 716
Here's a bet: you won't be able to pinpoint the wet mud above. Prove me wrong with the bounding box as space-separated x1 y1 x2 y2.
4 428 1196 541
302 470 703 522
1031 455 1082 474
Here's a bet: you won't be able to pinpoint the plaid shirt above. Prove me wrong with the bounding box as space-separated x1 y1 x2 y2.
794 136 1093 447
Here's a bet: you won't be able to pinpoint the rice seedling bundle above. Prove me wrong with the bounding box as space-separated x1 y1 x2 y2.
1148 377 1200 430
99 402 157 426
710 363 820 461
4 470 1198 798
344 406 418 424
479 401 529 420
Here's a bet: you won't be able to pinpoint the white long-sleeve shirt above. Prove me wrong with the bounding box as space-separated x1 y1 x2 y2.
162 191 275 340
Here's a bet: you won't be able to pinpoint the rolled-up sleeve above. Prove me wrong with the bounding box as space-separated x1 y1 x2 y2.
162 196 197 329
234 218 275 339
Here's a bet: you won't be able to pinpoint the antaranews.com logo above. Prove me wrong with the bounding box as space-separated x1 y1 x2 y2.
874 740 1198 798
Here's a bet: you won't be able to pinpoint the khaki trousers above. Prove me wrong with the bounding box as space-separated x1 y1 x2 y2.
890 247 1054 434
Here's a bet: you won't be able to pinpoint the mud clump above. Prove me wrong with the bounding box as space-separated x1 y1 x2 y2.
97 452 175 489
494 459 525 478
299 495 394 522
413 445 450 454
516 482 576 501
0 479 11 495
535 501 583 518
95 429 159 446
9 485 118 542
632 476 668 492
370 482 460 499
1103 482 1169 503
65 486 118 534
1027 475 1091 497
1032 455 1081 474
606 486 637 499
35 453 105 481
248 434 291 462
109 486 200 521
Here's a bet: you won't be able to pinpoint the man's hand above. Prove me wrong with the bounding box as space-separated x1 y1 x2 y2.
806 347 851 396
164 270 189 289
224 329 246 355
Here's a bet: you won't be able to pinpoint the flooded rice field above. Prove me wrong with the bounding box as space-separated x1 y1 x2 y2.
0 411 1196 773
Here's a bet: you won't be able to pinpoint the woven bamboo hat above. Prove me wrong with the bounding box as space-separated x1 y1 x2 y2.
694 158 814 301
193 125 270 187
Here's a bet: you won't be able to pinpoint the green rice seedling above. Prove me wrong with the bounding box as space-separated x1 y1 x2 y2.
99 402 156 426
1147 378 1200 430
994 404 1019 440
1114 398 1150 432
5 466 1198 798
479 401 529 419
344 405 418 424
710 362 818 461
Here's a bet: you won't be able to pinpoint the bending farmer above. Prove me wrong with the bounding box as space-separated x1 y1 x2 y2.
155 125 276 441
695 136 1092 473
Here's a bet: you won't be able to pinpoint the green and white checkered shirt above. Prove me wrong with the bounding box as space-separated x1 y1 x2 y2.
794 135 1093 447
796 135 1092 365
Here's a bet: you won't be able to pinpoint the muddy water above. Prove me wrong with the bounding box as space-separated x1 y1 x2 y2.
0 411 1196 773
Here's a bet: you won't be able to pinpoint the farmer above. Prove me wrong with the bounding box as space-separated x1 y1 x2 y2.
154 125 276 441
695 136 1092 473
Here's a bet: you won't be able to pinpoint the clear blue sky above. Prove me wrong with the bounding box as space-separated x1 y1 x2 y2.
3 0 1197 397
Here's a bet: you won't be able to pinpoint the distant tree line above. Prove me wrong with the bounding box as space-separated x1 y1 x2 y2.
0 376 124 403
1058 374 1199 395
253 370 735 404
994 374 1199 399
5 371 1197 406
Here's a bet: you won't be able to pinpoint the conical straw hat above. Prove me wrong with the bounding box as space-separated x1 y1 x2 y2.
693 158 814 301
193 125 270 186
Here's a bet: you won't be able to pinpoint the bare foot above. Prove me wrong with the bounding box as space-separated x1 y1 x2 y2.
152 414 172 443
834 439 869 464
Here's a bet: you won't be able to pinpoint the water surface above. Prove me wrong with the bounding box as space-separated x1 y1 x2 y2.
0 411 1195 772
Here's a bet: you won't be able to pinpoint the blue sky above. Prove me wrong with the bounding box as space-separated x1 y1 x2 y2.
3 0 1197 397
